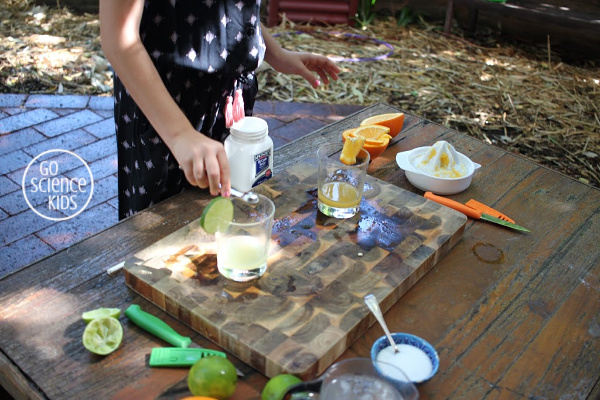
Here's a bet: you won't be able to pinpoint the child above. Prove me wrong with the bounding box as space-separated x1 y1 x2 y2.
99 0 341 219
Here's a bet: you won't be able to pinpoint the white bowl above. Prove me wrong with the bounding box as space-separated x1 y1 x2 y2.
396 146 481 195
371 333 439 385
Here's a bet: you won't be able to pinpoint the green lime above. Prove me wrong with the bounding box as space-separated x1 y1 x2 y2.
82 316 123 355
261 374 303 400
188 356 237 400
199 197 234 234
82 307 121 323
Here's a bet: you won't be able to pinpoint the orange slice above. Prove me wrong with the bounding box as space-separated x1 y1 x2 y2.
342 127 391 145
351 125 392 142
360 113 405 138
342 125 392 161
339 135 366 165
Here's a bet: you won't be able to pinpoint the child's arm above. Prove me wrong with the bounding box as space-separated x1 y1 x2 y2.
99 0 230 197
261 23 341 88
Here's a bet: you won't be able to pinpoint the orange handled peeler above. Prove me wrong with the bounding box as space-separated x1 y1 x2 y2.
424 192 530 232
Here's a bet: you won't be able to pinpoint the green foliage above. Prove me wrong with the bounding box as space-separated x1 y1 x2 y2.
356 0 378 29
356 2 417 29
396 7 417 27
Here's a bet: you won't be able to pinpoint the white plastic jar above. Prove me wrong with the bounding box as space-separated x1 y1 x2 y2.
225 117 273 192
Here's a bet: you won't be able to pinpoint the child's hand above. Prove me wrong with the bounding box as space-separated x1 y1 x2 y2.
270 49 341 88
171 130 231 197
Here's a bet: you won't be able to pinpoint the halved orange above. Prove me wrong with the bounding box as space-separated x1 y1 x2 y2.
360 113 404 138
348 125 391 143
339 135 366 165
342 125 392 161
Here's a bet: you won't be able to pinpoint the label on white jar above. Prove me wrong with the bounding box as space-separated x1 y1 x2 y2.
254 150 271 178
253 149 272 187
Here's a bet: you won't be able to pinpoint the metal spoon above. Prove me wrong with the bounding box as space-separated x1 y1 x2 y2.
364 294 399 353
230 187 259 204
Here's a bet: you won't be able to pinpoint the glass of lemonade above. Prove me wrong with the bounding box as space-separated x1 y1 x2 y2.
321 358 418 400
216 194 275 282
282 358 419 400
317 142 370 219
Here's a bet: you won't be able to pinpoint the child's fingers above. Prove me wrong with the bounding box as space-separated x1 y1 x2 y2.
311 61 339 85
179 161 198 187
296 65 319 88
313 56 339 81
217 150 231 198
197 176 209 189
192 161 209 189
316 70 329 85
326 64 340 81
204 156 222 196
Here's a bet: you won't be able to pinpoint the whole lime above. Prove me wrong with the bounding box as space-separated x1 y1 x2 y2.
187 356 237 400
261 374 303 400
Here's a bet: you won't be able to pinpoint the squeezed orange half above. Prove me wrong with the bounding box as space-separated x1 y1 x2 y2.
342 125 392 161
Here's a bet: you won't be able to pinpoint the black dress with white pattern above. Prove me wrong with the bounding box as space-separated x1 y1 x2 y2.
114 0 265 219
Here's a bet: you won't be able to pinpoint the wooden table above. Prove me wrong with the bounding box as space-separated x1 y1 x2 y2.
2 103 599 399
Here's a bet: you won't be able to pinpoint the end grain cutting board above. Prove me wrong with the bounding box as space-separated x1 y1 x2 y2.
124 162 467 378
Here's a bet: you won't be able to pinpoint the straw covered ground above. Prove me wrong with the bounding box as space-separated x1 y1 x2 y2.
1 0 599 188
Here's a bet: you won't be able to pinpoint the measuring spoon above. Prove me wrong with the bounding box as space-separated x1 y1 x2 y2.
229 188 259 204
364 294 399 353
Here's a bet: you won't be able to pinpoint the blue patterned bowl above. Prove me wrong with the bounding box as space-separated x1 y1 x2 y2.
371 332 439 385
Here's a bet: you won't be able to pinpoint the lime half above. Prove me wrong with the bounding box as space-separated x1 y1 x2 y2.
82 307 121 324
82 316 123 355
199 197 234 234
262 374 303 400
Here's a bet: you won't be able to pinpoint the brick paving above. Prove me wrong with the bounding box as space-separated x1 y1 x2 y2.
0 93 362 278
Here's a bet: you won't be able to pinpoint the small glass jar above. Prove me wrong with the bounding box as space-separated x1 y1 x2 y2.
225 117 273 192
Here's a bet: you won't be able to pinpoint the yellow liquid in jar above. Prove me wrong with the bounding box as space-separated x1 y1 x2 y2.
318 181 361 208
219 236 267 271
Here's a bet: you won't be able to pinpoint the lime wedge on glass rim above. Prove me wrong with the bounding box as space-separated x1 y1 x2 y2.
199 197 234 234
82 307 121 324
82 316 123 356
